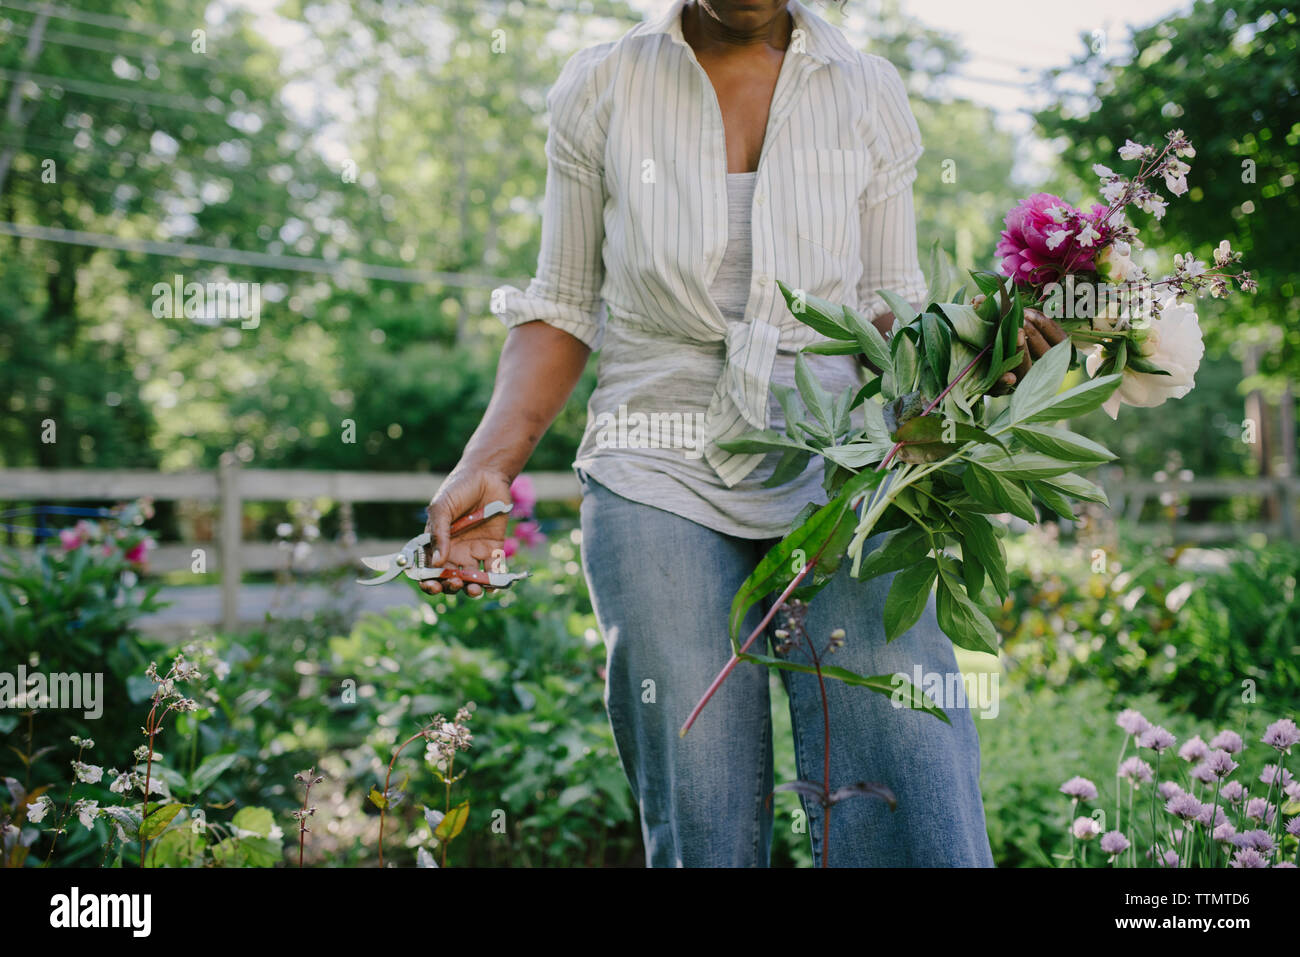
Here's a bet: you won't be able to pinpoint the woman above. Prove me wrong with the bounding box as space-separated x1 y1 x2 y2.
422 0 1062 867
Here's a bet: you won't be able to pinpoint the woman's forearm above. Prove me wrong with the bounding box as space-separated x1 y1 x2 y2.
457 321 592 481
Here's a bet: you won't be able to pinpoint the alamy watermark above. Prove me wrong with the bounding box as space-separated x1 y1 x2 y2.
0 666 103 719
592 404 709 460
151 274 261 329
891 666 999 719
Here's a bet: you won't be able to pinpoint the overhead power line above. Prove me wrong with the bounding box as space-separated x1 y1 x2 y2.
0 220 527 290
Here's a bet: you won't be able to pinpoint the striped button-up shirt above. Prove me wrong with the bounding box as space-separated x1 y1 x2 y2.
492 0 928 489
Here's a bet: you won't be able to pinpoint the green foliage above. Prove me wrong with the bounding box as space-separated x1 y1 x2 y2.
995 535 1300 720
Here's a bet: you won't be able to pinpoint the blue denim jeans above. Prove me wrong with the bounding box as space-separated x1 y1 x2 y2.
577 467 994 867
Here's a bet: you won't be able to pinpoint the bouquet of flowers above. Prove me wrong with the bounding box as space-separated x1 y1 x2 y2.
683 130 1256 735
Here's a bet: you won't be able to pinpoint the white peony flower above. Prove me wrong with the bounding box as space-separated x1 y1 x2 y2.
1086 297 1205 418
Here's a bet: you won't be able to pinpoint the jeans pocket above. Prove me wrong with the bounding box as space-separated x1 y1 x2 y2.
575 466 592 496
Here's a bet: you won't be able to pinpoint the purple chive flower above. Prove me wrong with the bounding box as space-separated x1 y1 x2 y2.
1245 798 1275 825
1195 803 1227 829
1203 749 1238 778
1230 848 1269 868
1165 793 1203 820
1158 781 1184 801
1261 763 1294 787
1061 776 1099 801
1139 726 1177 752
1157 849 1181 868
1100 830 1130 855
1117 709 1151 737
1072 816 1102 840
1274 861 1298 868
1262 718 1300 753
1213 821 1237 843
1220 781 1246 804
1190 763 1217 785
1178 735 1209 763
1288 818 1300 838
1209 730 1244 754
1286 781 1300 802
1118 756 1154 785
1232 829 1276 853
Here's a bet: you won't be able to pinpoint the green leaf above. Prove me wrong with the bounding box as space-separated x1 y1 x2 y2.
1029 480 1078 520
822 443 888 470
890 329 919 394
139 803 185 841
231 805 275 838
861 398 891 445
187 752 239 796
1012 424 1117 463
954 513 1009 600
921 311 952 384
776 281 855 339
853 525 931 581
434 801 470 842
938 302 995 349
842 305 892 374
714 429 805 455
803 339 862 356
795 352 834 432
762 447 814 488
968 449 1079 480
1008 340 1072 423
1040 471 1110 505
961 463 1036 522
738 653 949 723
875 288 919 327
883 561 937 642
368 786 388 810
935 575 1000 655
1023 374 1122 423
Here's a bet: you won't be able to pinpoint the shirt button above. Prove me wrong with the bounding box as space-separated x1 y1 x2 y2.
758 277 770 287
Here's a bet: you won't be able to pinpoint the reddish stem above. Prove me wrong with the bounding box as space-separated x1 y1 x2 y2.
678 558 817 738
879 342 993 471
377 730 425 868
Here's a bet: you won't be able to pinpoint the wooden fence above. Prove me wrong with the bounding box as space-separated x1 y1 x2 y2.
1 460 1296 632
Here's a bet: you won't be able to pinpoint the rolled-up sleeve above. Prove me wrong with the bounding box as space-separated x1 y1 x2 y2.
856 55 929 324
490 48 608 352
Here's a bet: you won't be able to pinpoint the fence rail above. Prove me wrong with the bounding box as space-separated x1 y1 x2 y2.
1 462 1295 631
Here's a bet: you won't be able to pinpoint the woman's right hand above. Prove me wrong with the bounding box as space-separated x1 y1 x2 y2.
421 464 515 598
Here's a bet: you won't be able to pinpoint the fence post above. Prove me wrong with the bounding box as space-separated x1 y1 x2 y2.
218 453 242 633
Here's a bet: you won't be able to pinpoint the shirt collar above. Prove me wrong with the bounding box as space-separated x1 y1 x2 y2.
639 0 858 65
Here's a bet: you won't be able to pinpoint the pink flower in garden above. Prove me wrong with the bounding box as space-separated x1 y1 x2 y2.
1194 804 1226 829
1177 735 1208 763
1262 718 1300 753
513 520 546 549
59 520 93 551
1138 726 1176 752
1203 749 1238 778
124 539 153 566
995 193 1112 287
1287 818 1300 839
1230 848 1268 868
1244 798 1275 825
1118 756 1154 785
1100 831 1130 856
502 537 518 559
1157 781 1183 801
1213 821 1237 843
1071 816 1101 840
1116 709 1151 737
1060 776 1097 801
1164 793 1202 821
1232 829 1275 853
508 475 537 518
1219 781 1246 804
1209 729 1244 753
1189 763 1217 785
1260 763 1293 787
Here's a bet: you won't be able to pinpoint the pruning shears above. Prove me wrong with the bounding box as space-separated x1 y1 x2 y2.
355 500 529 589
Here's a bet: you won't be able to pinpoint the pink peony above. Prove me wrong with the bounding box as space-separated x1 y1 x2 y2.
509 475 537 518
502 537 519 558
513 520 546 549
59 526 86 551
995 193 1112 288
124 539 153 565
